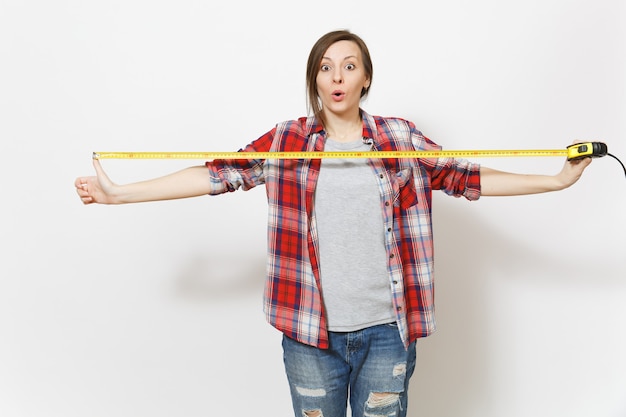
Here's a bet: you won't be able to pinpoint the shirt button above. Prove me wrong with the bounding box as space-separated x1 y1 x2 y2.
396 306 403 311
379 174 384 178
385 202 390 206
393 280 398 285
389 254 395 259
387 227 392 232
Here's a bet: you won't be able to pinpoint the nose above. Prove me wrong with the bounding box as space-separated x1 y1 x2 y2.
332 68 343 84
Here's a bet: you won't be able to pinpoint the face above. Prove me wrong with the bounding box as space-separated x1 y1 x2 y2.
316 40 371 120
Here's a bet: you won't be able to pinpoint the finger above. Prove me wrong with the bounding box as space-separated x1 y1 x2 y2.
74 177 86 188
76 186 89 196
92 158 106 178
76 187 92 203
569 156 593 167
578 158 593 172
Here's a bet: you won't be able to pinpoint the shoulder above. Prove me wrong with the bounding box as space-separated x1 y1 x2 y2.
364 112 423 137
266 116 320 151
363 111 440 151
274 116 321 136
363 113 426 145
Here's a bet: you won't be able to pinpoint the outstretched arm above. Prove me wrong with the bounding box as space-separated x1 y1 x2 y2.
75 159 214 205
480 157 592 196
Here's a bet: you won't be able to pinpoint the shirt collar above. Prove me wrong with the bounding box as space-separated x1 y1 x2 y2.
360 109 377 142
307 109 377 142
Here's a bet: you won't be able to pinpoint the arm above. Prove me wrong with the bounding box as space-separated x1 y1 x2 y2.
75 158 214 205
480 157 592 196
75 127 278 205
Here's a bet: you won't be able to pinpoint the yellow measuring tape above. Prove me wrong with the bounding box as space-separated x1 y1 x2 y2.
94 149 571 160
93 143 605 161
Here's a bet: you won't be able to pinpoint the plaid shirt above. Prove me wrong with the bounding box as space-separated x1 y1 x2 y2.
206 110 481 349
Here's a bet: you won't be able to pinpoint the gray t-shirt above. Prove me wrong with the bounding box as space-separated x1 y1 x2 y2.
314 137 396 332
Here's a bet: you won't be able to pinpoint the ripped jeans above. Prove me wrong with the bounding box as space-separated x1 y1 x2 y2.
282 323 417 417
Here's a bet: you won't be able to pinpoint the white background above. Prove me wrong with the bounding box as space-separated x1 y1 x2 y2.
1 0 625 416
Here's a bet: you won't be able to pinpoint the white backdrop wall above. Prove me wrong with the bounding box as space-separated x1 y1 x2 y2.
1 0 624 416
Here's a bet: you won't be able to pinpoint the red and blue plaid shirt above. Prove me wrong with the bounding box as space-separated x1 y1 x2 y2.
206 110 481 349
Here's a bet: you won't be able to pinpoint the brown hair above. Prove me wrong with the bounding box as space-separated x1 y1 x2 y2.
306 30 373 123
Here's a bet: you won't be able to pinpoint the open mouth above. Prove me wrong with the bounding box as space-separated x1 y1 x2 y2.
332 90 345 100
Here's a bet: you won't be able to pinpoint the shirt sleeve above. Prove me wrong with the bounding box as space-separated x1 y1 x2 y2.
204 128 276 194
409 123 482 200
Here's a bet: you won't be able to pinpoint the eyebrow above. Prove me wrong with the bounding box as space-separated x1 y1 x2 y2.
321 55 358 61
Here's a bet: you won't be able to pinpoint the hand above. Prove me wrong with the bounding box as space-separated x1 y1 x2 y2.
480 142 594 196
555 149 593 190
74 159 118 205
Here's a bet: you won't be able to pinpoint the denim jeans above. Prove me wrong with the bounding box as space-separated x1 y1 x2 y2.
282 322 417 417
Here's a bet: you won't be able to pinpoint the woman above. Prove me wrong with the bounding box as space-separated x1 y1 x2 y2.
75 30 590 417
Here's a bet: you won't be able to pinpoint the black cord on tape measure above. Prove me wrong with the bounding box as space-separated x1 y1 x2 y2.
607 153 626 178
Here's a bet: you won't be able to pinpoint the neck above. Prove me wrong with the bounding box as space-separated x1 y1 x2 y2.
322 109 362 143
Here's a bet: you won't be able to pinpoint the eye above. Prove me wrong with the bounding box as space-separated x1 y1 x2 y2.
345 63 356 70
320 64 331 72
